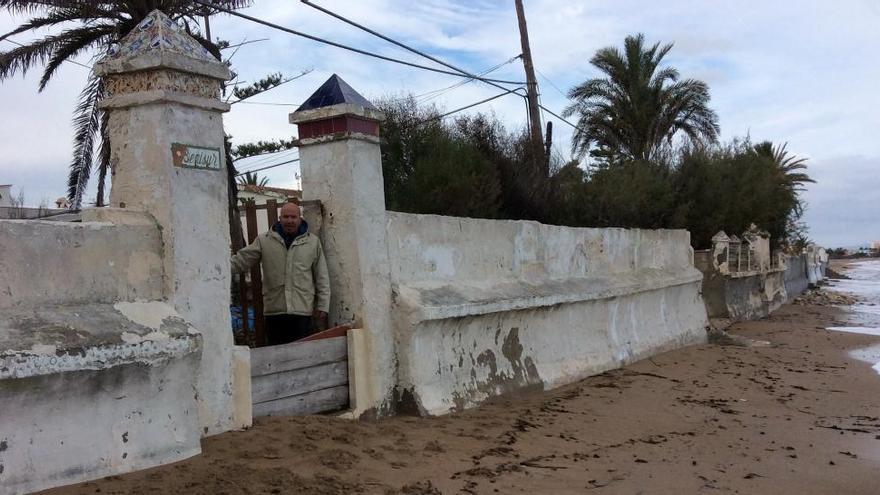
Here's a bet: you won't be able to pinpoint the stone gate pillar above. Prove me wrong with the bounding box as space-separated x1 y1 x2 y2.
95 10 249 434
711 231 731 274
289 75 396 416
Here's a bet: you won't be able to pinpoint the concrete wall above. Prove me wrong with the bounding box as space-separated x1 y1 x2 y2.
0 209 218 493
384 213 708 415
0 301 203 495
700 268 788 321
784 254 810 298
0 213 163 310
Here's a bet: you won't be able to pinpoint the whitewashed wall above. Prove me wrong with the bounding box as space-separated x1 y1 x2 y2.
384 212 708 415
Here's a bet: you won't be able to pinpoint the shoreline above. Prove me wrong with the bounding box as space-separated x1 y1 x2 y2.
43 291 880 494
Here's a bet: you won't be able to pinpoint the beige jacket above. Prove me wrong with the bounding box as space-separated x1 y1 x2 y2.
231 226 330 316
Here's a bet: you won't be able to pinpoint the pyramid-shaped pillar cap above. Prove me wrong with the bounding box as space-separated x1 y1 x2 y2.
95 10 230 80
711 231 730 242
289 74 384 125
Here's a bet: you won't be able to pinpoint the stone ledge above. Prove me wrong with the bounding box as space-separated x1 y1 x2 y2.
725 266 787 279
394 268 704 322
0 301 201 379
98 89 230 111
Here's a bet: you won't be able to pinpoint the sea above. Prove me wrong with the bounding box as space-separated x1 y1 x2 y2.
826 259 880 373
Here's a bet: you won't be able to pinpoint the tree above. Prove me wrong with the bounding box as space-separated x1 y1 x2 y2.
0 0 252 208
563 33 720 162
236 171 269 187
753 141 814 200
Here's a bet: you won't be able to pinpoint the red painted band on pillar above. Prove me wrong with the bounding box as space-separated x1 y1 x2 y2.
297 116 379 140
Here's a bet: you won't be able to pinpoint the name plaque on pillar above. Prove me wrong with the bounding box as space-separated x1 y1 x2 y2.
171 143 221 171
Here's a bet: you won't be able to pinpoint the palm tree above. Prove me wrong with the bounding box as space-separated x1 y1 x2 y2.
753 141 814 193
563 33 720 162
0 0 251 208
236 171 269 187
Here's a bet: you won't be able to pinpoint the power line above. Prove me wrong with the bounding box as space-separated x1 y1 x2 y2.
415 54 521 103
234 146 298 166
192 0 524 85
236 55 518 107
221 38 270 50
535 67 567 98
3 38 92 70
236 100 302 106
299 0 527 97
539 103 581 132
229 69 313 105
234 157 300 176
421 87 523 123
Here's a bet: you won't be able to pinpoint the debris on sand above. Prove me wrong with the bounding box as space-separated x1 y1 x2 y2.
793 289 857 307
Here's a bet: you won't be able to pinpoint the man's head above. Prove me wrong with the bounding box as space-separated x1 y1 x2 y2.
279 202 303 234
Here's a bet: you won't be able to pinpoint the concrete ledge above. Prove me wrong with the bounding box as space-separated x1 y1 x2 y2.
395 269 703 322
0 302 203 494
398 279 708 415
0 302 200 379
98 89 231 112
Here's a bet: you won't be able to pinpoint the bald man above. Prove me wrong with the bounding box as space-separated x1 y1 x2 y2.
232 202 330 345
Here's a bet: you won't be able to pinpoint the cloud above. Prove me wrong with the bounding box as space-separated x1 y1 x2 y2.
802 155 880 247
1 0 878 246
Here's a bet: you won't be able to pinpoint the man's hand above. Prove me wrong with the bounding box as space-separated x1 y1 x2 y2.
313 310 328 331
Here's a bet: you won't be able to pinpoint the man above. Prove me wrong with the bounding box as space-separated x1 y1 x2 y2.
232 202 330 345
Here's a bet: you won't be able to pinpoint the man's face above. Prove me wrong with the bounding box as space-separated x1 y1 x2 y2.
280 203 302 234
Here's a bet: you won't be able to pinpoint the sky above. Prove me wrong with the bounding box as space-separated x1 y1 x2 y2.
1 0 878 247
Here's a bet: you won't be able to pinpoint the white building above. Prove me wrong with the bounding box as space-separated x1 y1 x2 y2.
237 184 301 235
0 184 12 207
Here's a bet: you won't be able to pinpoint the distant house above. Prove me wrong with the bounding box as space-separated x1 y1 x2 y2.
237 184 302 235
0 184 11 207
0 184 66 219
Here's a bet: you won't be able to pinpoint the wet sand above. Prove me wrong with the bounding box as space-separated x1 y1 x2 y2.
44 287 880 494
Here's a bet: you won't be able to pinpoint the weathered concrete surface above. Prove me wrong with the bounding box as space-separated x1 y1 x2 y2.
100 45 239 434
294 113 395 418
385 213 708 415
806 245 829 286
0 217 162 310
700 268 788 321
0 302 202 495
784 254 810 298
0 11 249 494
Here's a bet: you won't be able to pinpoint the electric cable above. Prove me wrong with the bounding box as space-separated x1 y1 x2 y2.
192 0 525 85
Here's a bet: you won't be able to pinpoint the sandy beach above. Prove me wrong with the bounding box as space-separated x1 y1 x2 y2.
42 261 880 495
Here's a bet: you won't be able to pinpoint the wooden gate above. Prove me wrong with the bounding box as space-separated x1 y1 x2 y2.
234 198 350 416
250 329 350 416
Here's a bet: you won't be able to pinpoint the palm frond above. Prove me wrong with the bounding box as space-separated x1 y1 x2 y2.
39 24 113 89
95 110 110 207
67 72 103 209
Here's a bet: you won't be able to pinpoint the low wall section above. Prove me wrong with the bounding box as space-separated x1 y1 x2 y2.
784 254 809 298
0 211 203 494
0 212 163 310
385 212 708 415
697 250 827 322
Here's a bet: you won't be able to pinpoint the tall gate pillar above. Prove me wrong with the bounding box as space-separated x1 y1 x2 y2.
96 10 250 433
290 75 396 416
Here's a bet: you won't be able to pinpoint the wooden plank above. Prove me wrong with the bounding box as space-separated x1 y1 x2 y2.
301 324 351 342
266 199 278 226
250 336 347 376
238 272 250 335
253 385 349 417
244 201 266 347
252 360 348 404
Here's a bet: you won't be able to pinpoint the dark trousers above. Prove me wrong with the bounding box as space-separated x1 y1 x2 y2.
265 314 312 346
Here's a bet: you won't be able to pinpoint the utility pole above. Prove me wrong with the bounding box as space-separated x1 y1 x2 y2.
515 0 545 175
203 1 213 41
